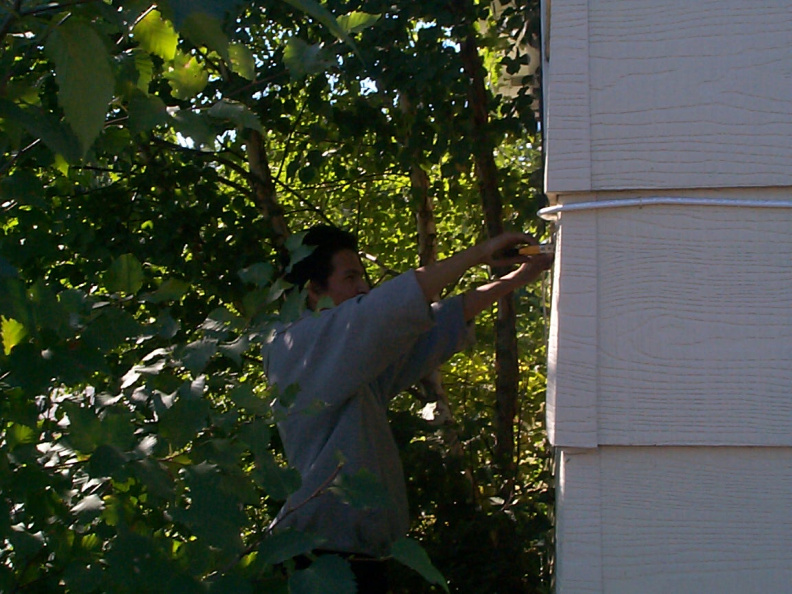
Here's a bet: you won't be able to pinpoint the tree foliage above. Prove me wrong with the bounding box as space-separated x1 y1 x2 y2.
0 0 551 591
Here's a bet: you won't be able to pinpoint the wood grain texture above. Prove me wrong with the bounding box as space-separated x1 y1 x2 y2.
587 0 792 190
547 212 599 447
592 197 792 445
543 0 592 193
555 448 603 593
601 447 792 593
556 447 792 593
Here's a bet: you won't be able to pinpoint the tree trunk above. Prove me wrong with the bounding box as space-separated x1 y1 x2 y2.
246 128 291 254
458 13 520 478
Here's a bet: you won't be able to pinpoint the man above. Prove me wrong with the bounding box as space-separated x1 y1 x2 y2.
264 225 553 592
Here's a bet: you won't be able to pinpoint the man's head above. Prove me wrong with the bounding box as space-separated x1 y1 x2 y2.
286 225 370 308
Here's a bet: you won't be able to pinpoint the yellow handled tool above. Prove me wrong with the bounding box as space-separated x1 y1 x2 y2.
516 243 555 256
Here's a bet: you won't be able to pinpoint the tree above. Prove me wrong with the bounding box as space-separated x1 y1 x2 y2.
0 0 552 591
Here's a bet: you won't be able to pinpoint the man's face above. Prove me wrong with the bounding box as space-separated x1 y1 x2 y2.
309 248 370 307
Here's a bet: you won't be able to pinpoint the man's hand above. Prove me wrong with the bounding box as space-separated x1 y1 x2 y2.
461 232 554 321
415 230 553 309
475 231 540 268
502 253 554 284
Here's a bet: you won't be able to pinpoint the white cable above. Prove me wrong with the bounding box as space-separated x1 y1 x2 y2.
538 196 792 221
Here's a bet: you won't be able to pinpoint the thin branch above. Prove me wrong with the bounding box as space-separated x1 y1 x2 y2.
215 175 250 197
21 0 103 19
117 4 156 46
0 0 23 42
275 100 307 181
272 178 333 224
266 462 343 534
150 136 253 181
216 463 344 575
0 138 40 177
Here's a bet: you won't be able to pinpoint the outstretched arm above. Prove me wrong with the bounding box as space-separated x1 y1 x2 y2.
413 232 541 301
461 254 553 320
412 231 553 320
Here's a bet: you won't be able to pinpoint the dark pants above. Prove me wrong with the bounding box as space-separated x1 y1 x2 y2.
295 550 389 594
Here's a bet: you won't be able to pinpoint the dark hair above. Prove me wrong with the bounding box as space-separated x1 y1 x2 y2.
285 225 359 289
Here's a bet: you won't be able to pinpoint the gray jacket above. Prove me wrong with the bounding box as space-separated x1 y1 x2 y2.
265 270 473 556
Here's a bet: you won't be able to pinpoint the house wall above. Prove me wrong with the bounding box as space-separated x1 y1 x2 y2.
544 0 792 194
556 447 792 593
542 0 792 591
548 188 792 449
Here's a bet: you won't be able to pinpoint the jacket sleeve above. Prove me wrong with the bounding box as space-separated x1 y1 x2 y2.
373 294 475 399
264 270 436 410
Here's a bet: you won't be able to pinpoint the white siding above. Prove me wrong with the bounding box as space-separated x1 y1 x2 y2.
549 189 792 448
544 0 792 194
542 0 792 591
547 214 599 448
595 194 792 445
543 0 592 193
557 447 792 594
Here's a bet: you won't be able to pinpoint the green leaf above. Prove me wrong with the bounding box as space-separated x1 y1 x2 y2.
283 38 337 79
0 99 82 162
61 402 102 453
6 343 51 396
45 19 115 154
131 458 174 500
29 281 67 336
105 530 181 591
229 42 256 80
134 50 155 91
179 338 217 375
181 11 230 63
218 335 249 365
104 254 145 295
330 469 389 510
81 307 140 352
133 9 178 61
128 94 168 134
171 462 245 554
1 316 27 355
164 51 209 100
8 527 45 562
166 0 246 29
284 232 316 273
282 0 358 52
71 494 105 521
253 450 301 500
153 309 180 339
257 530 322 565
62 561 103 592
207 575 254 594
6 422 37 450
0 278 32 330
115 49 154 98
62 562 103 592
208 99 262 132
157 394 210 449
238 262 274 287
290 555 356 594
237 417 272 453
143 278 190 303
0 170 45 208
390 538 449 592
232 384 269 417
336 12 381 34
88 444 128 478
170 107 217 146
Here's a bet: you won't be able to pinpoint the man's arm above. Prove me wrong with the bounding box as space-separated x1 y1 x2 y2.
412 231 553 319
461 254 553 320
